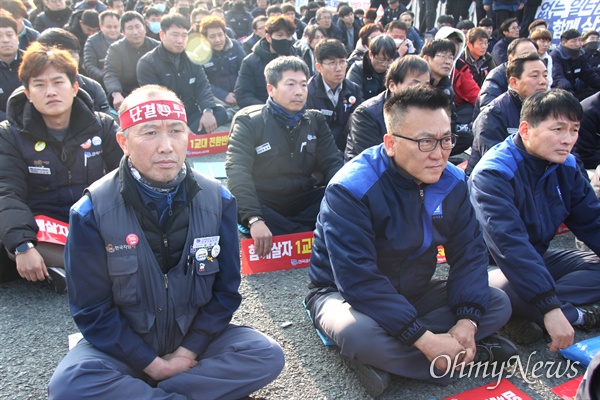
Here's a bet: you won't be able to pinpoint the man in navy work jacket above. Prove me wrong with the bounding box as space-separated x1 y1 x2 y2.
306 84 515 397
48 85 284 399
469 89 600 350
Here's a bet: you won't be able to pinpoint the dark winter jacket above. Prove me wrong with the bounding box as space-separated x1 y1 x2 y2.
491 36 513 65
0 88 122 253
337 18 361 53
575 91 600 170
473 62 508 121
224 7 253 39
379 4 407 27
550 44 600 94
83 31 123 85
467 90 522 174
202 38 246 102
33 7 72 32
103 36 159 98
137 44 218 119
0 51 22 122
226 105 343 223
233 38 301 108
346 52 387 100
344 89 388 161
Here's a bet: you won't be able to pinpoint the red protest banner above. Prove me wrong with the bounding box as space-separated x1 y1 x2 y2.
551 376 583 400
35 215 69 246
187 131 229 157
241 231 314 275
437 246 447 264
443 379 532 400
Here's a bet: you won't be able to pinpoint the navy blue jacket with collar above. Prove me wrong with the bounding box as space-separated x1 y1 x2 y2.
306 74 363 151
202 38 246 102
469 134 600 315
467 90 521 174
309 144 491 346
550 45 600 93
344 90 388 161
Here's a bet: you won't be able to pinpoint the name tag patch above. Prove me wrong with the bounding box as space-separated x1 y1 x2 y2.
28 166 51 175
189 77 196 84
255 142 271 154
320 109 333 116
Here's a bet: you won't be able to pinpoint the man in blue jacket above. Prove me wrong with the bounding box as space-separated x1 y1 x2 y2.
469 89 600 349
48 85 284 399
307 85 515 397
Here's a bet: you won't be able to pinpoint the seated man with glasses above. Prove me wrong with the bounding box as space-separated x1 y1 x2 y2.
306 84 516 397
346 34 396 100
307 39 363 151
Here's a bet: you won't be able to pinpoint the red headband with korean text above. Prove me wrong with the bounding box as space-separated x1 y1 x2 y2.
119 100 187 130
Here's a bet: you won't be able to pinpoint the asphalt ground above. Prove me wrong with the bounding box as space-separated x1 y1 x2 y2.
0 149 598 400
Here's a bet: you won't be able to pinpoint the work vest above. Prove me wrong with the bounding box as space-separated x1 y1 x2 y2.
87 169 222 355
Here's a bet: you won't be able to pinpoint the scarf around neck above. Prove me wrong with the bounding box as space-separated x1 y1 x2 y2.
267 97 306 129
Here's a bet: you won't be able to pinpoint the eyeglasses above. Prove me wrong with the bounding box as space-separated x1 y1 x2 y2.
509 25 520 31
373 56 393 66
391 133 456 152
321 60 347 69
434 53 454 61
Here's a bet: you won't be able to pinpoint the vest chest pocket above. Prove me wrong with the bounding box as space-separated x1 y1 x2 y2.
107 253 140 306
192 258 220 307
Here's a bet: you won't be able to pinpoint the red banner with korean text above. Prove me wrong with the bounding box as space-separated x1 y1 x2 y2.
241 231 314 275
443 379 532 400
35 215 69 246
551 376 583 400
187 131 229 157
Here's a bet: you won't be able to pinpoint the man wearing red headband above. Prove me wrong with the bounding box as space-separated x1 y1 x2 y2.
48 85 284 399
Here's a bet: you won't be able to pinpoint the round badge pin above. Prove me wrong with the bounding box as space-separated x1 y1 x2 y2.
198 263 205 272
80 139 92 149
126 233 139 247
211 245 220 258
92 136 102 146
34 141 46 152
195 248 208 262
348 96 356 105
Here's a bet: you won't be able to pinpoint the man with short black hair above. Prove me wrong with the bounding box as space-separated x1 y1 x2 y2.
242 15 266 53
400 10 422 54
346 34 396 100
234 15 300 108
386 20 414 55
491 17 519 65
582 30 600 75
470 89 600 347
227 56 342 258
336 5 359 52
308 84 515 397
460 27 496 88
0 12 21 122
467 53 548 173
107 0 125 15
551 29 600 100
144 7 163 41
103 11 159 110
0 0 39 50
308 39 363 150
281 4 305 40
137 13 227 133
65 9 100 67
83 10 122 86
345 55 430 161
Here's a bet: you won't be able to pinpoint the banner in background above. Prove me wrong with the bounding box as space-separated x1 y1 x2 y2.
35 215 69 246
187 131 229 157
536 0 600 44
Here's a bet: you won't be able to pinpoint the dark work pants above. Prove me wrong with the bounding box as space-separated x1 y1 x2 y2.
306 282 511 384
445 0 472 23
424 0 440 31
494 10 514 32
488 248 600 326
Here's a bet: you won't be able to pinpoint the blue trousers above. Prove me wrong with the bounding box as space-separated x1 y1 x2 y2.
48 324 284 400
488 248 600 326
307 282 511 384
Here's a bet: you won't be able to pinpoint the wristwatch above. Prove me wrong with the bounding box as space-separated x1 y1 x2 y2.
14 242 35 256
202 108 213 113
247 216 264 226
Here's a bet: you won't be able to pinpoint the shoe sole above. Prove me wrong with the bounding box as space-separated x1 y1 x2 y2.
342 356 390 398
